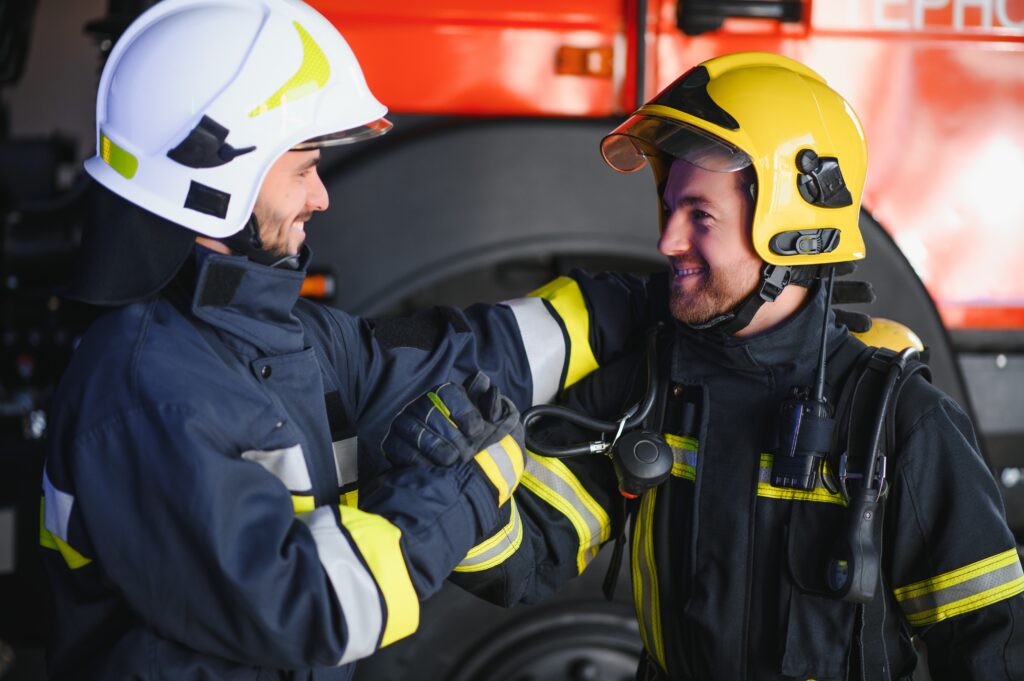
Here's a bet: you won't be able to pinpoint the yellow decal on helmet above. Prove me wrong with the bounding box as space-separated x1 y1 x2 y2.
248 22 330 118
100 131 138 180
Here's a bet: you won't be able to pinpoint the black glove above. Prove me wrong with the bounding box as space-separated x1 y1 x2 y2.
382 372 525 505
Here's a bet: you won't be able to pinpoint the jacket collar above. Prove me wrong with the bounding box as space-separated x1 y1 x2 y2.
188 245 311 355
673 282 848 377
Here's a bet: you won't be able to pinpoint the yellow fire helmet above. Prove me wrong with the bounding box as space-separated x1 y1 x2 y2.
601 52 868 268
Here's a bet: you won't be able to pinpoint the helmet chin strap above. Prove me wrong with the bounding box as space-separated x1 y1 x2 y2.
219 213 301 269
689 263 793 335
689 262 825 335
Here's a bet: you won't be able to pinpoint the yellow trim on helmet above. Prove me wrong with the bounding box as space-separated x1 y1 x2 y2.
248 22 330 118
100 131 138 180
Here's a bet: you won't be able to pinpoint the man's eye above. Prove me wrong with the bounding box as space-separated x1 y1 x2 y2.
693 209 712 221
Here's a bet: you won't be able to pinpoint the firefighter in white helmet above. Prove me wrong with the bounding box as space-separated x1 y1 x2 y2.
41 1 661 677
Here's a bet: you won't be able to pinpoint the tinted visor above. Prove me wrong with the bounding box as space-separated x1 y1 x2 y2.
292 117 393 150
601 114 750 173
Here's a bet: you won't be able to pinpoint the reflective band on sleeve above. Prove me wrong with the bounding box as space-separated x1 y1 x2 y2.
292 494 315 514
894 548 1024 627
756 454 846 506
455 497 524 573
40 471 92 569
528 276 600 392
299 506 384 663
474 435 525 506
632 487 666 672
665 434 698 481
241 445 313 494
340 490 359 508
332 437 359 487
504 296 566 405
520 452 610 574
337 506 420 649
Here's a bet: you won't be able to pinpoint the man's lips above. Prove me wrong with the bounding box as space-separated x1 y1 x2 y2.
670 260 707 280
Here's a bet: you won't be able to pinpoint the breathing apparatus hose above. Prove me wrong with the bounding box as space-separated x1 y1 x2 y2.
523 326 662 458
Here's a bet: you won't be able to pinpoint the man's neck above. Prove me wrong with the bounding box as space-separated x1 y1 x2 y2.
734 284 810 337
196 236 231 255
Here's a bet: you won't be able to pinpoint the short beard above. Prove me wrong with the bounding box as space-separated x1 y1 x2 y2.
669 261 760 325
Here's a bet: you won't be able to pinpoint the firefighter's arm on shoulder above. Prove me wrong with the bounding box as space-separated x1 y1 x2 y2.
884 387 1024 679
302 269 664 435
40 402 492 669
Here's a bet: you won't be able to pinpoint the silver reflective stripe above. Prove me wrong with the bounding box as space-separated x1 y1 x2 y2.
241 445 312 493
332 437 358 486
456 498 524 572
299 506 383 664
484 440 519 492
42 468 74 542
899 561 1024 617
523 455 606 570
504 297 565 405
895 548 1024 626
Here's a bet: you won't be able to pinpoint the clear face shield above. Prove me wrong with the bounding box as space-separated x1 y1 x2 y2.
291 117 393 150
600 115 751 174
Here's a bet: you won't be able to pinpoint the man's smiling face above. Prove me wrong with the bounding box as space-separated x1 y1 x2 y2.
252 149 329 258
658 158 761 325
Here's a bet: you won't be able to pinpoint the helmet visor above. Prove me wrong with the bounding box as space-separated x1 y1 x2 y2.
601 115 751 174
292 117 393 150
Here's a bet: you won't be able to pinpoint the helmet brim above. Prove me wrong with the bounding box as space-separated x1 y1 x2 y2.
601 115 751 174
291 117 393 150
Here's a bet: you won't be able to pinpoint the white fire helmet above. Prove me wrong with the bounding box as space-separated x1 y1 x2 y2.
84 0 391 238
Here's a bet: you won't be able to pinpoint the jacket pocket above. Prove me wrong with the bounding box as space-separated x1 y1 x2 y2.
781 503 857 680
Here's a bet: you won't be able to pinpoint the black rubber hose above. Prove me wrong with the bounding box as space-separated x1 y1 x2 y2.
862 347 917 491
523 325 661 458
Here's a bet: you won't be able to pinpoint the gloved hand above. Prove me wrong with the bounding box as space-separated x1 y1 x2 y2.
382 372 525 505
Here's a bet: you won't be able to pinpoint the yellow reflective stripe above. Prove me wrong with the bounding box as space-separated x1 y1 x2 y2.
292 494 315 513
642 490 665 669
757 454 846 506
100 131 138 179
528 276 599 390
664 434 697 450
38 498 91 569
665 434 698 481
455 498 524 573
39 498 57 550
521 453 610 574
340 490 359 508
337 506 419 647
632 487 666 671
249 22 330 118
894 548 1024 627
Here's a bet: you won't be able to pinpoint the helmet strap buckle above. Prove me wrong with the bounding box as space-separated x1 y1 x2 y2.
759 263 792 302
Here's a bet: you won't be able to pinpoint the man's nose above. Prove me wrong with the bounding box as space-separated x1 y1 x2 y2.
658 212 692 256
308 170 330 212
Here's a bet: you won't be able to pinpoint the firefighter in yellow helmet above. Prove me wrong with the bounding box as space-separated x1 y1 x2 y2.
451 53 1024 680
